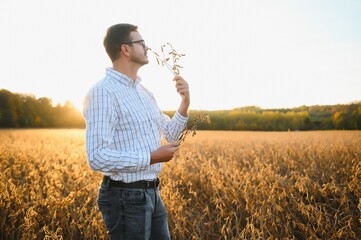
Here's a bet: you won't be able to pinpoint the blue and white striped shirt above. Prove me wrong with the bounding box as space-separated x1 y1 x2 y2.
83 68 188 183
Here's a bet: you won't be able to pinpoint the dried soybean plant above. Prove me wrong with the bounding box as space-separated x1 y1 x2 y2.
149 43 211 144
178 114 211 144
149 43 185 76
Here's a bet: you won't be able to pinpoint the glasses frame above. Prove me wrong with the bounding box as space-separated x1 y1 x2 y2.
124 39 146 49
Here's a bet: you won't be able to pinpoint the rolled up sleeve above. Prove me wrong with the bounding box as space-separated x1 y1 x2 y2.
162 111 188 143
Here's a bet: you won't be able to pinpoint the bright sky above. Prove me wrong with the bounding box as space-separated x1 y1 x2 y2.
1 0 361 111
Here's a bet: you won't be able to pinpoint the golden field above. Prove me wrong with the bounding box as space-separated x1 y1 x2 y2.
0 129 360 239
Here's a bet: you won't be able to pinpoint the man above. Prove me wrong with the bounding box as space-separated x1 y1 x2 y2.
83 23 190 239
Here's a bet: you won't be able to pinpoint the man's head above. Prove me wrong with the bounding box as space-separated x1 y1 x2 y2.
103 23 139 62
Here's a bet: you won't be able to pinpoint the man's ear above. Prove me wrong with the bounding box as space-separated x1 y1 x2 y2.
120 44 131 57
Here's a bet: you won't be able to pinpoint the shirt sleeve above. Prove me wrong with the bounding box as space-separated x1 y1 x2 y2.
83 86 150 175
162 111 188 143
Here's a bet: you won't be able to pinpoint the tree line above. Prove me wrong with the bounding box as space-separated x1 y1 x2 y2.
164 104 361 131
1 89 360 130
0 89 84 128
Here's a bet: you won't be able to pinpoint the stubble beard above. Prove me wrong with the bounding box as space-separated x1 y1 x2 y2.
131 53 149 66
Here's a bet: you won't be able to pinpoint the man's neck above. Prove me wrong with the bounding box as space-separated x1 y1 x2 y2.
112 61 139 81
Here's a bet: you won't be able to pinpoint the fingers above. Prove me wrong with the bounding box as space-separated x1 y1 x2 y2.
173 76 188 89
151 143 179 164
174 77 186 86
166 142 180 151
160 142 179 150
168 142 180 147
173 76 189 95
173 75 184 82
162 143 179 161
172 75 190 113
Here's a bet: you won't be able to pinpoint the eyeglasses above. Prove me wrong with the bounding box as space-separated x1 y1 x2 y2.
124 40 146 49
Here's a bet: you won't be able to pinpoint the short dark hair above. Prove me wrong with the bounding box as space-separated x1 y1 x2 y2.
103 23 138 62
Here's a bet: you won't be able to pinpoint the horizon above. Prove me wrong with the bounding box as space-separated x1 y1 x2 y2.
1 87 359 113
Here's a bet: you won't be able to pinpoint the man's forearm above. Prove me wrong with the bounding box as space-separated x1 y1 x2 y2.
178 99 190 117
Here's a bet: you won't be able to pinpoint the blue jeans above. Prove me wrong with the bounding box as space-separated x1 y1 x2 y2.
97 181 171 240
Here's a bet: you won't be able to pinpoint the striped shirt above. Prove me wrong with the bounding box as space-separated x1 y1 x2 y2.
83 68 188 183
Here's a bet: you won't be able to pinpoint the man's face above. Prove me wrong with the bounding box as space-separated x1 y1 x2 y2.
128 31 149 66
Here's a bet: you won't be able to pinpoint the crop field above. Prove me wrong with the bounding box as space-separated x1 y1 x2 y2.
0 129 361 239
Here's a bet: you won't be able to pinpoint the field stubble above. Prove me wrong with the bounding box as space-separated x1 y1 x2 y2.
0 130 360 239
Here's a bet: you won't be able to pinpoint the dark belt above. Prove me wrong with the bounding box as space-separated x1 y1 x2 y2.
103 176 160 189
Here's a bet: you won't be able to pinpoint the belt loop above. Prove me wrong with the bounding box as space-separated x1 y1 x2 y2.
104 176 111 189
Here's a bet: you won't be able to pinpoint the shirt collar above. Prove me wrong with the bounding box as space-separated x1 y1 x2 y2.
106 68 142 87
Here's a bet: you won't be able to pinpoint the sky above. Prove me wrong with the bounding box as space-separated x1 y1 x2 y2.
1 0 361 111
